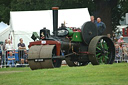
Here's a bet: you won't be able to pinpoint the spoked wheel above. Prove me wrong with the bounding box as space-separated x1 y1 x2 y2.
88 36 115 65
28 45 62 70
65 55 89 67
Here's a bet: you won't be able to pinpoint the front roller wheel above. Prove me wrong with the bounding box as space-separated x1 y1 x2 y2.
28 45 62 70
88 36 115 65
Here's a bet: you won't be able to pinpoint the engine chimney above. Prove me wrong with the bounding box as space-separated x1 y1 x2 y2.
52 7 59 37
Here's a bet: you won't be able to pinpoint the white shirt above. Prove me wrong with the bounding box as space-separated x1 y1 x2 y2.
5 44 14 50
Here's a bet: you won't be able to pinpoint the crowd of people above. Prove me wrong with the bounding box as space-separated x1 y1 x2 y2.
0 38 28 67
114 36 128 62
91 15 128 62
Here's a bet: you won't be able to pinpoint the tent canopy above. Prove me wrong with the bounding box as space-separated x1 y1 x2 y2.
9 8 90 49
0 26 11 43
10 8 90 32
0 22 9 32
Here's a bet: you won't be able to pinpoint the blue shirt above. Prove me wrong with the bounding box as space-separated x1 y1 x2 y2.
8 56 15 61
18 43 25 47
95 21 106 35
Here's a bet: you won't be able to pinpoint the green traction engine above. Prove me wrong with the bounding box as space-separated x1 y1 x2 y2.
28 7 115 70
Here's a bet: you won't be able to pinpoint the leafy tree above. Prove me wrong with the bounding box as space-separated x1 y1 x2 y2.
0 0 128 34
0 0 11 24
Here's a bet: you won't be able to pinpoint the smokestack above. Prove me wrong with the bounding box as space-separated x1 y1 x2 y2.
52 7 59 37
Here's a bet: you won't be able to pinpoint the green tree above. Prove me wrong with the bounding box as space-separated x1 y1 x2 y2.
91 0 118 34
0 0 11 24
0 0 128 33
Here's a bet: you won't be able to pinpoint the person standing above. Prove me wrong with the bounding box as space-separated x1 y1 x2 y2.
18 38 26 64
5 39 13 51
18 38 26 50
0 44 2 67
95 18 106 35
21 50 28 64
2 39 8 66
123 43 128 61
90 16 95 23
3 39 8 51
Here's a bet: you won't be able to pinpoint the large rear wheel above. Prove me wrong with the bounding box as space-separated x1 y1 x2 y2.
88 36 115 65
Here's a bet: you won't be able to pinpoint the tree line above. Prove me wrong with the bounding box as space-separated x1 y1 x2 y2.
0 0 128 34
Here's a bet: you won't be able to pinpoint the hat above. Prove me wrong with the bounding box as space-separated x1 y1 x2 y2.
120 36 123 38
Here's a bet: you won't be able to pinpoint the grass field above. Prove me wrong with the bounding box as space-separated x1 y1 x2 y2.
0 63 128 85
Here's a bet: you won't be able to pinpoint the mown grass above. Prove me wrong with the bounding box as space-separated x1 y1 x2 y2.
0 63 128 85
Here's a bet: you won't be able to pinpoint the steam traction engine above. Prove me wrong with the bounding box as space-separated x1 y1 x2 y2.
28 7 115 70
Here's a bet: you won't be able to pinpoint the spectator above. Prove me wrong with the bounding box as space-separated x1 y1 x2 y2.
18 38 26 50
107 34 111 38
7 51 15 67
18 38 26 64
1 39 8 66
0 44 2 58
21 50 28 64
5 39 14 63
90 16 96 23
115 44 123 58
95 17 106 35
0 42 3 66
119 43 123 49
107 34 114 41
0 45 2 67
112 33 116 41
118 36 124 43
3 39 8 51
123 43 128 60
5 39 13 51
